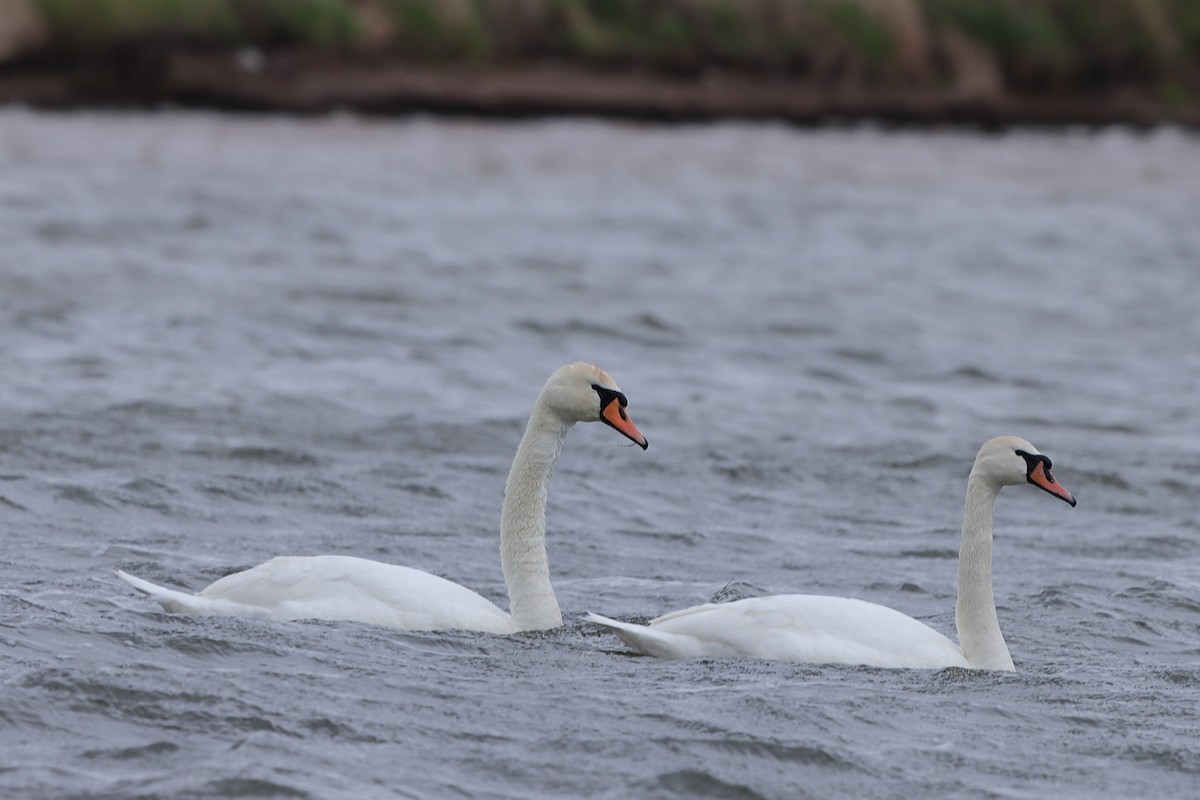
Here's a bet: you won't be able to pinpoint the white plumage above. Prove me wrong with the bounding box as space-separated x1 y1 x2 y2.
587 436 1075 670
118 362 648 633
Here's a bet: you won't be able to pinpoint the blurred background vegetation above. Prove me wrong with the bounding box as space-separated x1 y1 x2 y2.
2 0 1198 121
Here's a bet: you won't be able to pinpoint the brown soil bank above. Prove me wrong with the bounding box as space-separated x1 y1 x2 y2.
2 0 1198 127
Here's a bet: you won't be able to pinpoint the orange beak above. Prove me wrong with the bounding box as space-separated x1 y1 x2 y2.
601 398 648 449
1028 460 1076 507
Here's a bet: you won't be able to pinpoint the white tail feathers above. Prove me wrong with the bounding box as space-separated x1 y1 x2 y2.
583 612 706 660
115 570 266 617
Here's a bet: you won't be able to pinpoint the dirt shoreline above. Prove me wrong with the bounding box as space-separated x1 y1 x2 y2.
1 51 1195 129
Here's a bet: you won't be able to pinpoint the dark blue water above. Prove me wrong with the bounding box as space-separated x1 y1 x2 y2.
1 110 1199 798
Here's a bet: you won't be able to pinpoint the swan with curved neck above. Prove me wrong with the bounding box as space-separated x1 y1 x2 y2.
587 436 1074 670
118 362 648 633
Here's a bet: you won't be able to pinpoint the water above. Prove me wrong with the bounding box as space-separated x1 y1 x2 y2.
1 109 1198 799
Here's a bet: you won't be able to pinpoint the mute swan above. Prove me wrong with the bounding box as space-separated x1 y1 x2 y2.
586 436 1075 670
118 362 648 633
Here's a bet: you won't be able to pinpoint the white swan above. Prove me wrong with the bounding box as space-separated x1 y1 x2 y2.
118 362 648 633
586 436 1075 670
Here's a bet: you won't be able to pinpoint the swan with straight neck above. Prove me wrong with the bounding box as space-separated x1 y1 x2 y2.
586 436 1075 670
118 362 648 633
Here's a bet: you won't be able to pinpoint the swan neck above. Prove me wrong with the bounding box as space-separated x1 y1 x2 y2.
955 473 1014 670
500 402 570 631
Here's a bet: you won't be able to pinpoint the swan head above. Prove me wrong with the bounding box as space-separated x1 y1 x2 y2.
970 435 1076 506
540 362 648 449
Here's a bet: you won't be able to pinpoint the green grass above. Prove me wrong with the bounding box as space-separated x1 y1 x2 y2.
823 1 893 68
1163 0 1200 57
919 0 1195 90
35 0 238 43
247 0 360 48
381 0 491 60
34 0 360 48
921 0 1068 60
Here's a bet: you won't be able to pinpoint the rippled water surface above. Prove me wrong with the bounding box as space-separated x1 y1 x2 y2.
1 110 1199 799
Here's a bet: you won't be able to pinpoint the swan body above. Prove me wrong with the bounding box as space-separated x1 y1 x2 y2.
587 436 1075 670
585 596 968 667
119 362 648 633
119 556 517 632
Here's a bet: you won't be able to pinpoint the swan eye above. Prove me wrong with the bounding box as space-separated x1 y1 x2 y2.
1015 450 1055 482
591 384 628 411
1016 446 1075 506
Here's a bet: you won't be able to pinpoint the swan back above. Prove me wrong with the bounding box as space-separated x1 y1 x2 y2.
199 556 516 632
654 596 970 668
589 596 970 668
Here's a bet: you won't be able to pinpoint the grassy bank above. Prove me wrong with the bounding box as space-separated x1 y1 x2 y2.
6 0 1200 123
